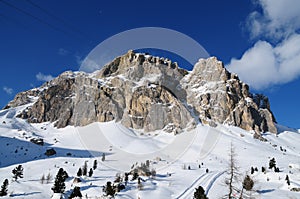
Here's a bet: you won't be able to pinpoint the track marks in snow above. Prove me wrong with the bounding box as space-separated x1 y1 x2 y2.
175 171 224 199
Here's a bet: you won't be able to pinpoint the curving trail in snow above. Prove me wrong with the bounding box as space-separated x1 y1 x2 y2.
175 170 225 199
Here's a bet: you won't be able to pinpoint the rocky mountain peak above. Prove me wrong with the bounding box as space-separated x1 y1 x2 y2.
98 50 182 78
4 51 277 136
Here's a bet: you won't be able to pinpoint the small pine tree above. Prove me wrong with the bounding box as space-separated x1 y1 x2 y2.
46 173 52 184
240 175 254 199
102 153 105 162
124 173 129 185
69 186 82 199
251 167 255 174
0 179 8 196
145 160 150 168
262 167 266 173
132 172 139 181
243 175 254 191
286 175 290 186
52 168 66 193
12 165 23 181
88 168 93 177
193 186 208 199
40 174 45 184
269 158 276 170
77 168 82 177
93 159 97 170
104 181 115 196
82 161 88 176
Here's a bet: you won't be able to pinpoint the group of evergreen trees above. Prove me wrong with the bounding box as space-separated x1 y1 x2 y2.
0 164 25 197
51 159 100 198
77 160 97 178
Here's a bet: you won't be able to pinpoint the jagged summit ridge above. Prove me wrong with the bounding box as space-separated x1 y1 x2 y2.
182 57 277 134
4 51 277 135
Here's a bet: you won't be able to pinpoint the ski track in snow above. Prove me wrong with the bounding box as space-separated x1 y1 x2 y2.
175 171 224 199
1 105 300 198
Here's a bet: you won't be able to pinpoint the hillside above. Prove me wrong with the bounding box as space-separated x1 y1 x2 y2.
0 52 299 199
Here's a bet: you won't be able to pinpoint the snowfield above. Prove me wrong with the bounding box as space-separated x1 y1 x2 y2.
0 106 300 199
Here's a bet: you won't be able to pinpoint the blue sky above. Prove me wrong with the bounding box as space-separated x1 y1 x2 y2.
0 0 299 128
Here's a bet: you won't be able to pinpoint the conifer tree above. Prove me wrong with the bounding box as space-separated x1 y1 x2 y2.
240 175 254 198
0 179 8 196
40 174 45 184
251 167 255 174
77 168 82 177
82 161 88 176
46 173 52 184
193 186 208 199
69 186 82 199
88 168 93 177
93 159 97 170
12 165 23 181
286 175 290 186
269 158 276 170
243 175 254 191
104 181 115 196
52 168 66 194
124 173 129 186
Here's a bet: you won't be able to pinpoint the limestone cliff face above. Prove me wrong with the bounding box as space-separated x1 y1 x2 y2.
181 57 277 134
5 51 277 134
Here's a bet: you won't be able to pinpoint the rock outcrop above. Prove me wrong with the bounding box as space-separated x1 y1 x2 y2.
182 57 277 134
5 51 277 135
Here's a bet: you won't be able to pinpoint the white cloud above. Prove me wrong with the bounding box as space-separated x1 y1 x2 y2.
36 72 54 82
58 48 69 56
248 0 300 39
227 0 300 90
3 86 13 95
228 35 300 89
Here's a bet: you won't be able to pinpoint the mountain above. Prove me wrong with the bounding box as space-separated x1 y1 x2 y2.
1 51 300 199
5 50 276 136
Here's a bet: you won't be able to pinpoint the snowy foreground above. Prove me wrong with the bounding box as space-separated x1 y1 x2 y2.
0 106 300 199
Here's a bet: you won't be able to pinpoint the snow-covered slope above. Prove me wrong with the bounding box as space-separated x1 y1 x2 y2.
0 105 300 199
